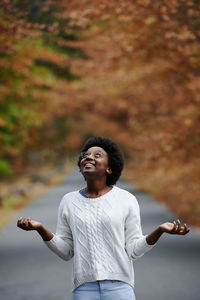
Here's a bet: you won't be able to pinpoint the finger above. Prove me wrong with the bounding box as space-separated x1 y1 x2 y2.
17 217 22 226
172 221 177 233
179 227 184 234
177 219 182 231
28 219 33 228
20 217 26 227
185 224 191 231
22 218 30 229
182 223 187 233
182 224 191 235
18 217 26 229
26 217 31 225
179 224 190 235
24 218 29 227
22 218 27 227
186 227 191 234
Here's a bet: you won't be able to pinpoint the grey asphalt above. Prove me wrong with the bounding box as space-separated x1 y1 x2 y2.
0 168 199 300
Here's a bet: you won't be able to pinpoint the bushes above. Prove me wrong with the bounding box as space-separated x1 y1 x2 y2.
0 159 12 177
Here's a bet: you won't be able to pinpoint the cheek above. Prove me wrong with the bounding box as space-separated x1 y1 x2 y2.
79 163 84 173
80 159 85 167
101 159 109 169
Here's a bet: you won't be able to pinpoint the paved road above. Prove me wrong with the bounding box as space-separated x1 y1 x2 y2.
0 169 199 300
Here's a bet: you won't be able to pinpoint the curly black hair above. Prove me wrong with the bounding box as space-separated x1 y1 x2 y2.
78 136 124 186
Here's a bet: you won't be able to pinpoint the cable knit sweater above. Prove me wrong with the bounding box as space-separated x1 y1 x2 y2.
44 186 155 292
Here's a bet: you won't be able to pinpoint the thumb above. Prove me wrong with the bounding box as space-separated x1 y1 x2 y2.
27 217 33 228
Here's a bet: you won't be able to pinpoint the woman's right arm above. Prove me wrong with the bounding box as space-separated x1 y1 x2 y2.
17 217 53 241
17 196 74 261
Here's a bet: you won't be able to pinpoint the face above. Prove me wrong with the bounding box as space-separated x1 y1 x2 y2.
80 146 112 179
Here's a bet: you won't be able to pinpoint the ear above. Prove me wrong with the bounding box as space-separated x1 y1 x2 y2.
106 167 112 175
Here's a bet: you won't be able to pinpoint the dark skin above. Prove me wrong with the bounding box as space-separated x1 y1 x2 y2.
79 146 112 198
17 146 190 244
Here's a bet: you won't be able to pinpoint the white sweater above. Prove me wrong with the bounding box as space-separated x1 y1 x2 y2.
44 186 155 292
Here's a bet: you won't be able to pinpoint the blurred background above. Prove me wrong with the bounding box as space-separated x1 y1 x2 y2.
0 0 200 228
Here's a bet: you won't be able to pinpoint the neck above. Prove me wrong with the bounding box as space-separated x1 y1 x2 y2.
85 178 111 197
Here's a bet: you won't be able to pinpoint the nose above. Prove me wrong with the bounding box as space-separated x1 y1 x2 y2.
81 153 94 162
85 153 94 160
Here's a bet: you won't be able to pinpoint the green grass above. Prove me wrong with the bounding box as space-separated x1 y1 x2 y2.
2 196 23 211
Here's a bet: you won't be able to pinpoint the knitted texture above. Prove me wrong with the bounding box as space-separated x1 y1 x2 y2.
44 186 155 292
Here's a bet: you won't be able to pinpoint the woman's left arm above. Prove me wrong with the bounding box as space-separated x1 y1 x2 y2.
146 219 190 245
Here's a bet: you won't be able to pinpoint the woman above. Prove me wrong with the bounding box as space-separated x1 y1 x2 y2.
17 136 190 300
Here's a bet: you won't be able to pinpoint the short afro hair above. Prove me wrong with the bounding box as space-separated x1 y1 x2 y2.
78 136 124 186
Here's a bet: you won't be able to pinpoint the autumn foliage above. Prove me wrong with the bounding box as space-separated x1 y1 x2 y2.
0 0 200 226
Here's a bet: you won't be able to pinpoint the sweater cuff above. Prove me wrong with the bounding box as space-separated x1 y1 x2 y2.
43 234 57 250
135 235 155 256
141 235 156 251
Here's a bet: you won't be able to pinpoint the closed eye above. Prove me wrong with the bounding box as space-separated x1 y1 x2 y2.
81 152 88 159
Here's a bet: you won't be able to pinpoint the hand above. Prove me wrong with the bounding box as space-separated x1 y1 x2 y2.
17 217 42 231
159 219 190 235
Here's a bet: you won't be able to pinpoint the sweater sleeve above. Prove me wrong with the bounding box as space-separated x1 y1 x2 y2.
44 196 74 261
125 195 155 261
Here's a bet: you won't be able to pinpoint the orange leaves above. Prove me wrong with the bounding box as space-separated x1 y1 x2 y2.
187 74 200 95
65 132 83 152
0 118 6 128
144 16 157 26
164 26 196 43
0 1 36 56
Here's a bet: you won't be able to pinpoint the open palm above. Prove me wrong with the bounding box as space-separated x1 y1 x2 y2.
160 219 190 235
17 217 41 231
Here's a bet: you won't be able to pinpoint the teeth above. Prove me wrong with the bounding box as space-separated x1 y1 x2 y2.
85 163 94 166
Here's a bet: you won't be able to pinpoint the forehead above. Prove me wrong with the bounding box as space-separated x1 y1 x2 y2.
85 146 107 155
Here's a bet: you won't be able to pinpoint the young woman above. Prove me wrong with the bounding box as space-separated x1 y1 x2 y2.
17 136 190 300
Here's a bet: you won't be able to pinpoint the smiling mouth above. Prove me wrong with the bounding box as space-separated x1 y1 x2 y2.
84 162 95 167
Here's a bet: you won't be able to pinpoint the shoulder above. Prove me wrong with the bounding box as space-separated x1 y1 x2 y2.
114 186 137 199
59 190 80 208
62 190 79 200
114 186 138 205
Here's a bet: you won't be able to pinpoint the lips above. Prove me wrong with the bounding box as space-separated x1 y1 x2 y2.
83 162 95 167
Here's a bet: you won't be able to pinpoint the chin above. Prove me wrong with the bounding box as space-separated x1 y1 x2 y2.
83 171 95 177
81 169 94 176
